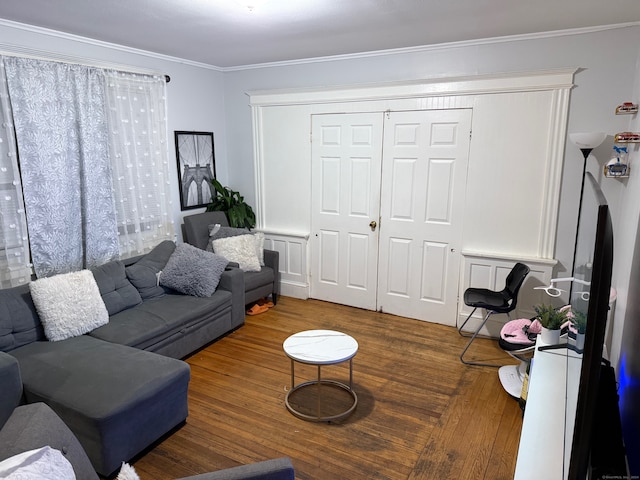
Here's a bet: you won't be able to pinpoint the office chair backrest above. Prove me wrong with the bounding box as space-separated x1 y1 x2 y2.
503 262 530 310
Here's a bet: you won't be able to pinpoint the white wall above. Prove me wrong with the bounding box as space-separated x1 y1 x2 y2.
223 25 640 372
608 52 640 370
223 26 640 282
0 20 227 240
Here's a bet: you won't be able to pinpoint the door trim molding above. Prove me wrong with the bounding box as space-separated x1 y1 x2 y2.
248 69 576 107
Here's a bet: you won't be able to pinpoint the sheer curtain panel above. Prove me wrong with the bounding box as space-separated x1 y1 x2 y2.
105 71 175 257
4 57 120 278
0 59 31 287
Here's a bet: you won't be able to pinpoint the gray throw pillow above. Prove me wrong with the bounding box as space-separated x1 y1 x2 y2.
125 240 176 299
206 224 249 252
91 260 142 315
209 224 250 239
160 243 228 297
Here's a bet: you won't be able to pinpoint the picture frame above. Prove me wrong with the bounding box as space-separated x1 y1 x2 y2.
175 131 216 210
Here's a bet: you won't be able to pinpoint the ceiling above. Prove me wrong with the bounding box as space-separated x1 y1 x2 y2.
1 0 640 69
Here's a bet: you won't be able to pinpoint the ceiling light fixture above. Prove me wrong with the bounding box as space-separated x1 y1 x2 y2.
234 0 268 11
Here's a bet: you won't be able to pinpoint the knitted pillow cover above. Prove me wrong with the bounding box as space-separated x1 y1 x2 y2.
29 270 109 342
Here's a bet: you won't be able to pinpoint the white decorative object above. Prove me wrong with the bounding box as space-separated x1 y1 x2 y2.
29 270 109 342
211 234 261 272
540 327 561 345
575 332 586 350
0 446 76 479
116 462 140 480
254 231 265 266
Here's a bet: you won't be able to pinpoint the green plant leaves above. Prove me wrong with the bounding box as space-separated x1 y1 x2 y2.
205 178 256 229
534 303 568 330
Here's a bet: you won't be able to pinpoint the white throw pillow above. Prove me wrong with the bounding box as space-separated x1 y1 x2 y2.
212 234 261 272
116 462 140 480
0 446 76 479
29 270 109 342
254 231 265 266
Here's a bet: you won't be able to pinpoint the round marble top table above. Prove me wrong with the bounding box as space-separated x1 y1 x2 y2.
283 330 358 422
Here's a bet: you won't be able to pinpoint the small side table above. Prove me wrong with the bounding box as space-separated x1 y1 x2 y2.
283 330 358 422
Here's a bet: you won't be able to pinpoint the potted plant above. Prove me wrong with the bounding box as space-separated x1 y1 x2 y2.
534 303 568 345
572 311 587 350
206 178 256 229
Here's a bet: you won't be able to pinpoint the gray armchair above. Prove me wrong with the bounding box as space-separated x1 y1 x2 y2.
0 352 294 480
182 212 279 306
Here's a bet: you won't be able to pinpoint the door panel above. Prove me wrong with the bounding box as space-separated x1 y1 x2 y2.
310 113 383 310
378 110 472 325
310 109 471 326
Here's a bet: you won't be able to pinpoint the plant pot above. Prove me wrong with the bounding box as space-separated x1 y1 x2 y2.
540 327 561 345
575 332 586 350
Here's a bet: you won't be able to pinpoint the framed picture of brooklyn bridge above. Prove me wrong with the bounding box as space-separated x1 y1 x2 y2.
175 131 216 210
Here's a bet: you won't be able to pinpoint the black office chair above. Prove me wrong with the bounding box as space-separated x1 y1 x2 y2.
458 262 530 367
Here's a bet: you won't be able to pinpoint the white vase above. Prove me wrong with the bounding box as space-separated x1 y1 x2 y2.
540 327 561 345
575 332 586 350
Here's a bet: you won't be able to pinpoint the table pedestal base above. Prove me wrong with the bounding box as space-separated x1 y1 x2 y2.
285 360 358 422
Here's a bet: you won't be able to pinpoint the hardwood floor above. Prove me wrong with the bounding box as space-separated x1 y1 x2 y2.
132 297 522 480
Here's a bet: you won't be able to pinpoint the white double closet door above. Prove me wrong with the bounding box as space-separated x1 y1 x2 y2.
310 109 472 326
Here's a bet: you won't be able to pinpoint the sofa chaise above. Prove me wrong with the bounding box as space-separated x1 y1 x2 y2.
182 211 279 306
0 240 245 477
0 353 295 480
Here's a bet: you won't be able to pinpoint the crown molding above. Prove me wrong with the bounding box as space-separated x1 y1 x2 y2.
224 22 640 72
0 18 222 72
0 17 638 73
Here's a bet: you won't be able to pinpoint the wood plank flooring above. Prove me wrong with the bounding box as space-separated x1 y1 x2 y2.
132 297 522 480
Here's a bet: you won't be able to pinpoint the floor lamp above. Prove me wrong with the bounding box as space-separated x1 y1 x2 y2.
499 132 606 398
569 132 607 276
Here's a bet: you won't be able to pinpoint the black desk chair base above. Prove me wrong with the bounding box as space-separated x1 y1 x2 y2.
458 308 512 367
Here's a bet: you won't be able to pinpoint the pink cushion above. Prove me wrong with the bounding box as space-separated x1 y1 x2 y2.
500 318 536 345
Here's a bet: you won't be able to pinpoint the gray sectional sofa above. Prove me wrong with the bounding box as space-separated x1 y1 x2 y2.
0 354 295 479
0 240 246 477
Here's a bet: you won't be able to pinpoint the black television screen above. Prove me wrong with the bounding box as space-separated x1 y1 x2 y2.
566 172 618 479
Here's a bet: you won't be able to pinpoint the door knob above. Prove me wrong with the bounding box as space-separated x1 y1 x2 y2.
369 220 377 231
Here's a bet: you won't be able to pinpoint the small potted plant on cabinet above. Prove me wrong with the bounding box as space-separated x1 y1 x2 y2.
572 311 587 350
534 303 569 345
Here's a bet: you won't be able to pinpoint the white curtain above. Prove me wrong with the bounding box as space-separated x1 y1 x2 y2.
0 59 31 287
4 57 120 277
104 70 175 257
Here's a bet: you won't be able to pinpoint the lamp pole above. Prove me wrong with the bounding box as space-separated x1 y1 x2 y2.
569 132 606 295
573 147 593 274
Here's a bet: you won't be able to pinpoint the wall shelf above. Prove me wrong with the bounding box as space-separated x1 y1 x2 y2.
615 102 638 115
614 132 640 143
